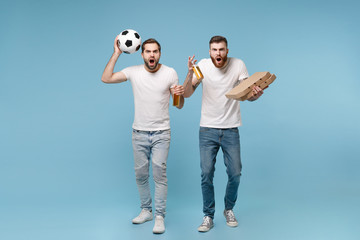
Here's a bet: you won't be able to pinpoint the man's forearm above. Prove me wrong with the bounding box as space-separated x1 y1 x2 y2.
101 52 120 83
183 70 196 98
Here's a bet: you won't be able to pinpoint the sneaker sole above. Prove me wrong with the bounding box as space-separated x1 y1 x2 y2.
198 225 213 232
132 217 153 224
226 222 238 227
153 229 165 234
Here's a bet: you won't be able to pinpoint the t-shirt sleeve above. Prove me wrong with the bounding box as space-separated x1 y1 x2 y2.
238 60 249 82
120 66 132 81
169 68 179 89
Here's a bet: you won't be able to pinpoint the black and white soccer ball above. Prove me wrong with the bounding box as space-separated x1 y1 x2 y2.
117 29 141 54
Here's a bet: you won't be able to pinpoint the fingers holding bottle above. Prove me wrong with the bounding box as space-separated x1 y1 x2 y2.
172 85 184 108
173 85 185 96
188 55 197 71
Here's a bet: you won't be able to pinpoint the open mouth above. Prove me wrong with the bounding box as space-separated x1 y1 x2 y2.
216 57 222 62
149 59 155 65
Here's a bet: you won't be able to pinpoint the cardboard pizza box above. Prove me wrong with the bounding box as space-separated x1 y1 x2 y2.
225 72 276 101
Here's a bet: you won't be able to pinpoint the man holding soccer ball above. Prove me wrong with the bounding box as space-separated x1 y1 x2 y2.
101 36 184 234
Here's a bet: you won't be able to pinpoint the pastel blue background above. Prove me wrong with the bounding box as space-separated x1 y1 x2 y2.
1 0 359 239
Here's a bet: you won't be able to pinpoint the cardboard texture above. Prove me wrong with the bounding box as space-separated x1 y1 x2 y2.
225 72 276 101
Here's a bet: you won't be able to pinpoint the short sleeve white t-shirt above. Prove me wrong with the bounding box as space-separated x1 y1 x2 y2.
121 64 178 131
197 58 249 128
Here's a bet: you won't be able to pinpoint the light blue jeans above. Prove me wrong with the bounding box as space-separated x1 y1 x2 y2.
132 129 171 218
199 127 242 219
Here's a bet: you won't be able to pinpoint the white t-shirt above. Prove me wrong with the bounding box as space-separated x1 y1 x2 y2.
121 64 178 131
197 58 249 128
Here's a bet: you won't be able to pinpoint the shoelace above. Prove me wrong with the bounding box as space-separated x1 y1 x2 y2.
225 210 235 221
202 217 211 226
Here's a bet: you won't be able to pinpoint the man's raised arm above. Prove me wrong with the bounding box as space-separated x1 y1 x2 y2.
183 55 200 98
101 36 127 84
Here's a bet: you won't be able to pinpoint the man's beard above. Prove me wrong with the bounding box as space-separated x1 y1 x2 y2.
211 55 228 68
144 59 159 70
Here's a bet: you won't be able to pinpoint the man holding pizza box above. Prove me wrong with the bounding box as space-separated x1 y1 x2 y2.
183 35 268 232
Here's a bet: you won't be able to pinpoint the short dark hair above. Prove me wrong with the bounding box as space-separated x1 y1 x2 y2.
141 38 161 53
209 36 228 48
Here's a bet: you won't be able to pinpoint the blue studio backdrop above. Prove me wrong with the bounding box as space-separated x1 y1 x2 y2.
1 0 359 239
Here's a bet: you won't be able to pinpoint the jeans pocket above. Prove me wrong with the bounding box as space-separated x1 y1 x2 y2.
132 129 142 141
229 127 239 133
161 130 171 141
200 127 210 132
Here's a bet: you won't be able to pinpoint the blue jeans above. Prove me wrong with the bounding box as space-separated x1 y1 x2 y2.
132 129 171 218
199 127 242 219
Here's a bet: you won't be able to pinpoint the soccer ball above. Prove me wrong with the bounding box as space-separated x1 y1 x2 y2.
117 29 141 54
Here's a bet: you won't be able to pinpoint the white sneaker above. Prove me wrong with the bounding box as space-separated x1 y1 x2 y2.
132 209 153 224
197 216 214 232
152 215 165 234
223 209 238 227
